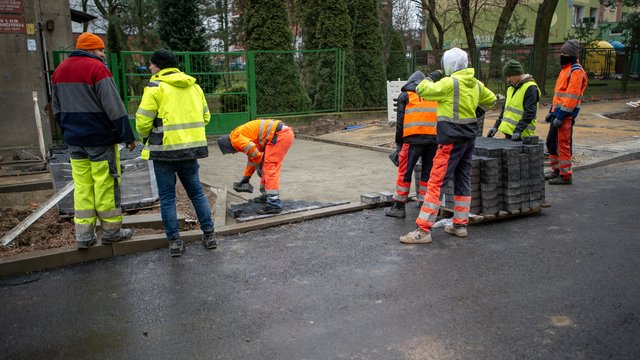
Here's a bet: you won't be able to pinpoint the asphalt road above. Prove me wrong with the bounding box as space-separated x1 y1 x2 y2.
1 161 640 360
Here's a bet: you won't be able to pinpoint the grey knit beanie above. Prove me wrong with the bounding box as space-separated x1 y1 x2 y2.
217 135 236 154
502 59 524 77
561 39 580 57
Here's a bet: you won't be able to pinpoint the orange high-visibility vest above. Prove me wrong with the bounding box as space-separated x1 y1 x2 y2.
552 63 588 116
403 91 438 138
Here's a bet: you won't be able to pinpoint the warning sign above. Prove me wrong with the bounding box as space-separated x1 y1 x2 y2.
0 15 25 33
0 0 23 14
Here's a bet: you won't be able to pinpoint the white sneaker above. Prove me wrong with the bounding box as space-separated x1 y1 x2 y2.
399 228 432 244
444 224 468 237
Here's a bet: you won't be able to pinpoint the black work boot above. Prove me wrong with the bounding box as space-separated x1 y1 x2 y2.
170 239 185 257
549 176 572 185
545 169 560 180
384 201 406 218
250 194 267 203
202 231 217 249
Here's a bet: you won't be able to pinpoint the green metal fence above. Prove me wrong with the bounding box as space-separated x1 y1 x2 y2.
51 46 640 135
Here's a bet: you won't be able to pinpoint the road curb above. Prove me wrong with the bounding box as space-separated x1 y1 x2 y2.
0 202 376 278
573 150 640 172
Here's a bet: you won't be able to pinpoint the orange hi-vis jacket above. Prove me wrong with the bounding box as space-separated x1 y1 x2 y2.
230 119 283 177
402 91 438 138
551 63 588 121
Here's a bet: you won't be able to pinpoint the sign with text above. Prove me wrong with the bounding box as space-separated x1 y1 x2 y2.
0 0 23 14
386 80 405 123
0 15 24 33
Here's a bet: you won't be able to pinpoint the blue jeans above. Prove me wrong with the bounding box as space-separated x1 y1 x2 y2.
153 160 214 241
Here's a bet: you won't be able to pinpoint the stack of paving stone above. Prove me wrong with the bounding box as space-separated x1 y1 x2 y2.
440 137 544 215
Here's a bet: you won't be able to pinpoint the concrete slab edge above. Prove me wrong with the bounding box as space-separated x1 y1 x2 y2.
0 202 373 278
296 134 392 154
573 150 640 172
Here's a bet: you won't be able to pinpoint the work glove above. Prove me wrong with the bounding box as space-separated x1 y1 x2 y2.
256 163 263 177
487 127 498 138
427 70 443 82
545 113 555 123
552 118 563 128
389 151 399 167
239 176 251 184
511 132 522 141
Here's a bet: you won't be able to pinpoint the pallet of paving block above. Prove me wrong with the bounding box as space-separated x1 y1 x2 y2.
439 206 542 224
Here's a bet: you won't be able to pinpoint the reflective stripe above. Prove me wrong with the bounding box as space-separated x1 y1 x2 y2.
258 120 275 148
505 106 523 115
266 190 279 195
163 121 205 131
147 140 207 151
559 167 571 174
452 78 460 120
404 122 436 128
417 210 437 223
559 160 572 165
75 209 96 218
97 209 122 218
559 105 574 112
100 221 121 230
75 223 95 233
437 115 478 124
136 108 157 118
243 142 255 153
247 161 258 167
453 213 468 221
396 185 410 192
394 194 408 201
554 92 583 100
247 150 260 158
405 108 437 114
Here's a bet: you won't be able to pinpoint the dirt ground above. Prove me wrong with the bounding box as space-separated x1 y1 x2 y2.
0 182 216 257
1 105 639 257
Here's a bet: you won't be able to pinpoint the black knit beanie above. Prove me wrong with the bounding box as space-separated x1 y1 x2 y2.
502 59 524 77
150 49 177 69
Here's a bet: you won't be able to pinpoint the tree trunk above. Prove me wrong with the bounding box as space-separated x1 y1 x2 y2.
489 0 519 78
532 0 559 95
458 0 476 53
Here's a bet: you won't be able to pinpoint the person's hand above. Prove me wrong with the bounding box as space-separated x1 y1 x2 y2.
239 176 251 184
428 70 443 82
545 113 555 123
487 127 497 138
552 118 563 128
511 132 522 141
126 141 136 151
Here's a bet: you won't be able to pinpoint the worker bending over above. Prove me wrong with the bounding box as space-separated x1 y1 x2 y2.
400 47 496 244
217 119 294 214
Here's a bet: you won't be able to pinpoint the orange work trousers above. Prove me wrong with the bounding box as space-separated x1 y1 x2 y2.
546 116 573 179
260 127 294 196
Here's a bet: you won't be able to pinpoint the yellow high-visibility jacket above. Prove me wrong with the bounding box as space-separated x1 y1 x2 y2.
136 67 210 161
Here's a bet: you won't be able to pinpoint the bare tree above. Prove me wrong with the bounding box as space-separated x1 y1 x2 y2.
93 0 129 53
488 0 520 77
532 0 560 94
414 0 459 50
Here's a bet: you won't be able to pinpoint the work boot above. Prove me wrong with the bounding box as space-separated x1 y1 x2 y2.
384 202 406 218
549 176 572 185
202 231 217 250
257 206 282 215
170 239 185 257
444 224 468 238
77 238 97 249
399 228 432 244
544 169 560 180
102 228 134 244
250 194 267 203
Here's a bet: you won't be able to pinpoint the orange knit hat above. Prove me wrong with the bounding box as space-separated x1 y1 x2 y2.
76 32 105 50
